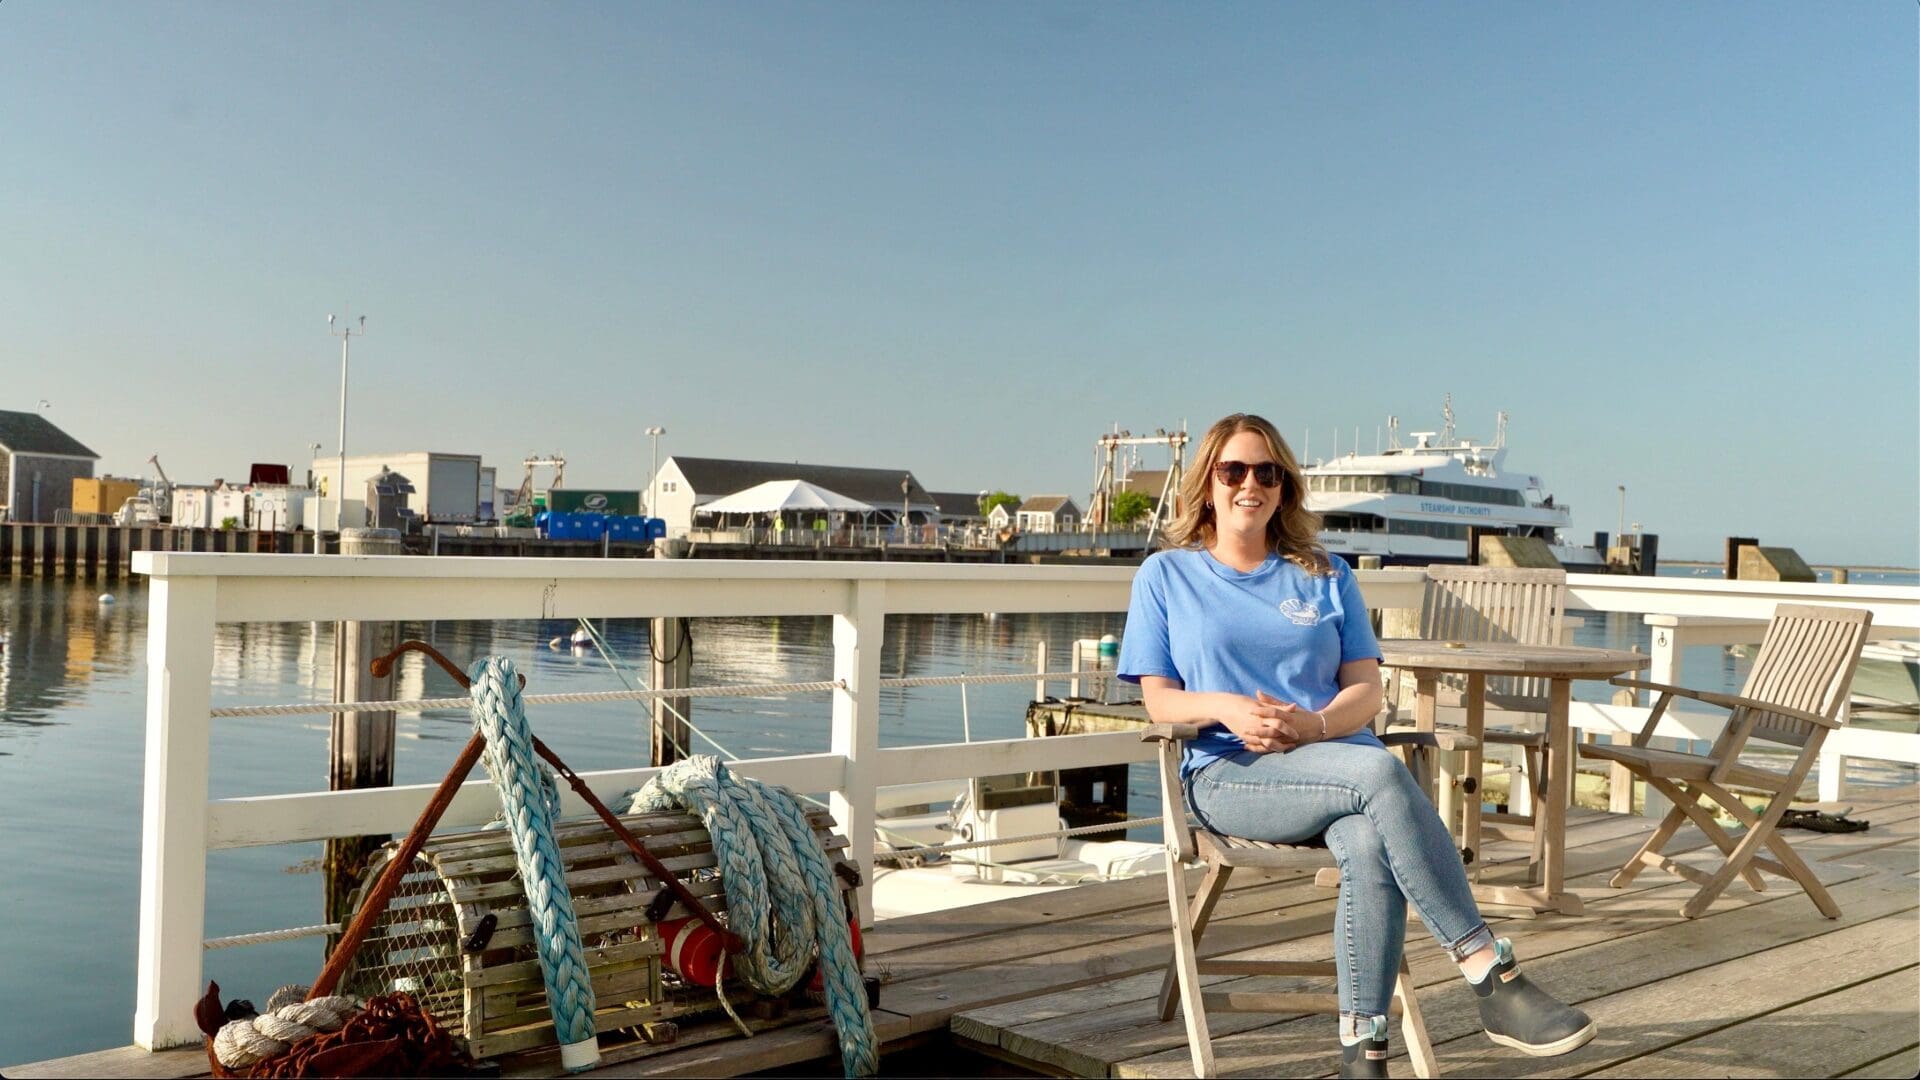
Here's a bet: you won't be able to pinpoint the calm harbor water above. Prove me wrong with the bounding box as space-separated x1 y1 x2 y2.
0 565 1913 1063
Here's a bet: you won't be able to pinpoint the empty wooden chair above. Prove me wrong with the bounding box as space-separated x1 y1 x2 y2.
1144 723 1475 1078
1385 566 1569 877
1579 603 1872 919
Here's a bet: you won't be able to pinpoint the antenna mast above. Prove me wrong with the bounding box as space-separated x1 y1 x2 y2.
1088 425 1188 542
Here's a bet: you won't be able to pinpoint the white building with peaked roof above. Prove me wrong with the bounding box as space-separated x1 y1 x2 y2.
650 456 937 535
1015 495 1081 534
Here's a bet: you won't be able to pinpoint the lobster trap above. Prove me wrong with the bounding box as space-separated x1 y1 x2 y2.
337 804 855 1062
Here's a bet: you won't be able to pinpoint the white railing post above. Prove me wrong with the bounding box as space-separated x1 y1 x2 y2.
1637 622 1682 819
1034 640 1048 702
832 579 885 926
133 575 218 1049
1819 696 1851 802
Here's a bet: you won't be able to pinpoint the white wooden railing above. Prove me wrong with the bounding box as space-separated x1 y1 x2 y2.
129 554 1917 1049
1562 575 1920 805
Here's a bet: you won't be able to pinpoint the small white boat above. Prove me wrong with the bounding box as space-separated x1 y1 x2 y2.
871 772 1167 920
1852 640 1920 710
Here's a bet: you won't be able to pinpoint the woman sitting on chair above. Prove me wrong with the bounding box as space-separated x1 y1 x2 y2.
1118 412 1595 1078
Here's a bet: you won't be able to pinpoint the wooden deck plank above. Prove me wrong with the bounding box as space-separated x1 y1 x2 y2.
1113 906 1919 1079
957 800 1920 1078
1423 885 1920 1077
865 871 1179 956
3 1045 209 1080
882 890 1345 1035
1838 1046 1920 1079
11 789 1917 1079
900 800 1850 1039
562 1012 916 1078
1581 965 1920 1079
878 871 1324 986
969 867 1913 1079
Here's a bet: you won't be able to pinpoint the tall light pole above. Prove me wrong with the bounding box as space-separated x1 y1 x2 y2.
307 442 322 490
645 426 666 517
328 312 366 534
1616 485 1626 545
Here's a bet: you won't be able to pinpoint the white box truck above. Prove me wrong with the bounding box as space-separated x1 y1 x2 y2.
311 452 483 525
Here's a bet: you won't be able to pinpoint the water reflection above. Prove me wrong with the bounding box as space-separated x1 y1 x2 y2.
0 577 143 731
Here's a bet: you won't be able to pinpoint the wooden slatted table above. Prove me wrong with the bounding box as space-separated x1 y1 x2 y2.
1378 639 1647 916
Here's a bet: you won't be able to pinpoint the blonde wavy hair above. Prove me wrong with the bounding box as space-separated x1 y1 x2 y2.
1166 413 1330 575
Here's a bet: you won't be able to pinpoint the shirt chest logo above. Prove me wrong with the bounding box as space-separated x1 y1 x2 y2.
1278 598 1321 626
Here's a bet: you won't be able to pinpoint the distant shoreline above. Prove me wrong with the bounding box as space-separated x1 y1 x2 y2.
1661 559 1919 573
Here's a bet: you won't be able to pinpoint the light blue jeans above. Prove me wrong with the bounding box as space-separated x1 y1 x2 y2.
1186 740 1496 1023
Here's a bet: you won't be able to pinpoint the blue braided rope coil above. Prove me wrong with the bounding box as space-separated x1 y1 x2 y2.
469 658 601 1072
631 756 878 1077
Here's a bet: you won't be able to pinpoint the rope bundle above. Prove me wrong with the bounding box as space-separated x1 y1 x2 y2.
469 657 602 1072
630 755 878 1077
211 996 358 1069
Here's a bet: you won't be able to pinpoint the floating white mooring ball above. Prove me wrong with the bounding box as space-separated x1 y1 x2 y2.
98 593 116 605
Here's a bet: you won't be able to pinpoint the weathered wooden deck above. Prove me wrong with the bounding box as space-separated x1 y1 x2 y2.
12 782 1917 1078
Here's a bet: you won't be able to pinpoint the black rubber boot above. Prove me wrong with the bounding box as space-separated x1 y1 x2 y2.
1337 1035 1391 1078
1474 938 1596 1056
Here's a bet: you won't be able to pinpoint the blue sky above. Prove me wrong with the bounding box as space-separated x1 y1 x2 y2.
3 2 1914 564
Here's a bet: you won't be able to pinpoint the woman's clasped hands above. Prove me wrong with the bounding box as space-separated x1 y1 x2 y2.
1222 690 1321 754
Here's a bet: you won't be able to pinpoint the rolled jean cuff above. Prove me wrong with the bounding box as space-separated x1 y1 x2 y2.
1340 1013 1390 1043
1444 923 1496 963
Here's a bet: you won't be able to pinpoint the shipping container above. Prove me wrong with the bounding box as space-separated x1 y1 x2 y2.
210 488 249 529
247 486 307 532
171 488 213 529
72 477 143 516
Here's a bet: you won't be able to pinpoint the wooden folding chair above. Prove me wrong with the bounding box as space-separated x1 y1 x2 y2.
1384 566 1569 879
1579 603 1872 919
1145 723 1474 1078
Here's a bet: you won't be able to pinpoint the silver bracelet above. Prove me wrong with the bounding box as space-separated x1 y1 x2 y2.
1318 712 1329 741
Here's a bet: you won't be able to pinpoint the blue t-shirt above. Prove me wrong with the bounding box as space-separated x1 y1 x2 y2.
1117 548 1384 776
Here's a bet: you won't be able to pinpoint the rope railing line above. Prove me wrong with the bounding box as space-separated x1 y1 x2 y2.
877 670 1118 689
205 923 342 950
207 670 1123 718
208 679 850 718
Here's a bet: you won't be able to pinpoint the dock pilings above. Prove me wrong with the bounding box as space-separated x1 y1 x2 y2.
0 522 320 580
323 529 403 945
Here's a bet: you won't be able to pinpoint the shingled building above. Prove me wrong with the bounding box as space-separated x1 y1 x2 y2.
0 410 99 522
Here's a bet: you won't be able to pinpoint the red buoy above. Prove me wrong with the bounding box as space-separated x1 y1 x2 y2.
658 917 725 987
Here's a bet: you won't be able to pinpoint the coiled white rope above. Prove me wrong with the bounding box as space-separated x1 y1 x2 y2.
211 995 358 1069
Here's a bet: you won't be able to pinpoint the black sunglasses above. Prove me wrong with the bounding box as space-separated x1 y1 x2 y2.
1211 460 1284 488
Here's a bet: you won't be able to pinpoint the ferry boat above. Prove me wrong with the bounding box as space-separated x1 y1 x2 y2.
1304 400 1606 571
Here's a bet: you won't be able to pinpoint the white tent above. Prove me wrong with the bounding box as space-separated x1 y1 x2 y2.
698 478 876 515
